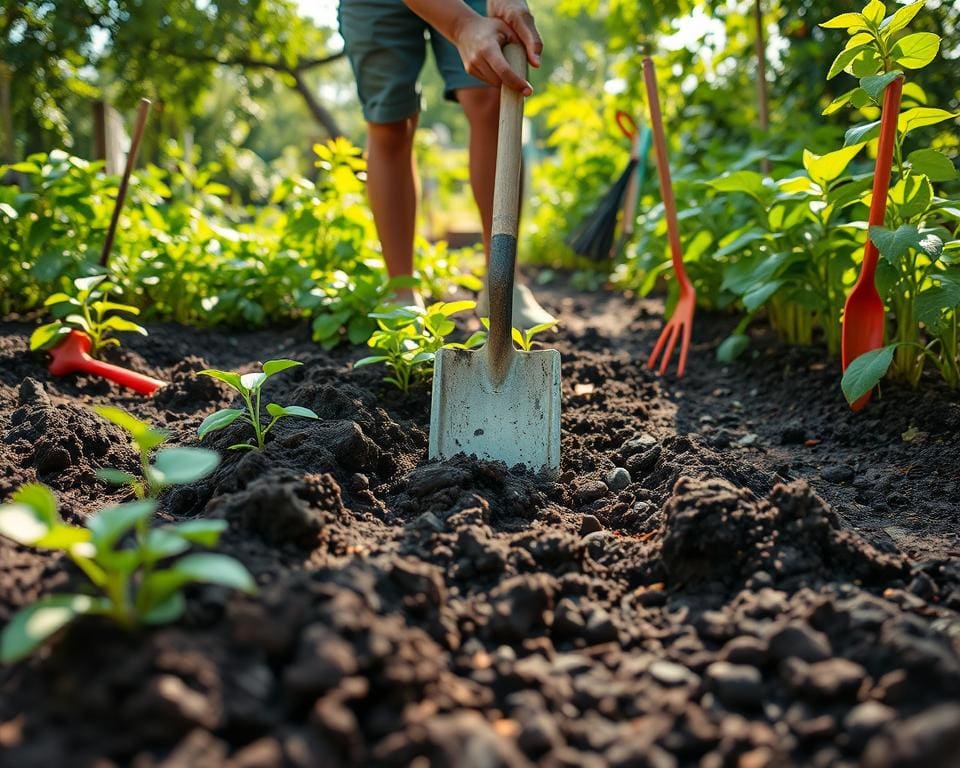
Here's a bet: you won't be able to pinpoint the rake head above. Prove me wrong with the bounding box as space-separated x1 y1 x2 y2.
647 279 696 378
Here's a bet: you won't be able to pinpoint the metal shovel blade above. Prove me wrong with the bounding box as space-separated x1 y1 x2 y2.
429 345 561 475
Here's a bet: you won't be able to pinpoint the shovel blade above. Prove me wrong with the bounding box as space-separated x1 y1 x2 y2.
429 346 561 475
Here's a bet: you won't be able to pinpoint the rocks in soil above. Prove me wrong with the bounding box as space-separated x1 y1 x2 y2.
706 661 764 709
604 467 631 491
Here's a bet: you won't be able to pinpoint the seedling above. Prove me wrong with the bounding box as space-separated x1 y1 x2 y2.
30 275 147 358
0 485 253 663
480 317 559 352
94 406 220 499
354 301 483 391
198 360 319 450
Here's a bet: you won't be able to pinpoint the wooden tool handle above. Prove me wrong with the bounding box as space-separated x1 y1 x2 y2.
487 44 526 384
642 58 686 283
100 98 151 268
859 77 903 283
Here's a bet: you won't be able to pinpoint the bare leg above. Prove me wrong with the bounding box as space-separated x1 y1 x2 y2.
366 116 419 280
456 86 499 258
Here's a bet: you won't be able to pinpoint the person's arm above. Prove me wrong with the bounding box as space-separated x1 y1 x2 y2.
403 0 542 95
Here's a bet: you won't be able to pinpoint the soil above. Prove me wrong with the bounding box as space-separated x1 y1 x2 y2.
1 285 959 768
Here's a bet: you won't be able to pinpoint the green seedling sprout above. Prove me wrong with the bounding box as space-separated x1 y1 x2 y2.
354 301 484 391
480 317 559 352
0 461 254 662
30 275 147 358
197 359 319 450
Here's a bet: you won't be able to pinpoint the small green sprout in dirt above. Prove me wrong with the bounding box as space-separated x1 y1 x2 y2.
480 317 559 352
94 406 220 500
354 301 483 391
0 483 254 663
197 360 319 450
30 275 147 357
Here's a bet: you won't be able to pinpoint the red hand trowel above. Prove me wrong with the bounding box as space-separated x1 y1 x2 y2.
49 330 164 395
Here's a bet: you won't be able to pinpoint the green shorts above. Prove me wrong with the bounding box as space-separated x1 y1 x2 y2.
338 0 490 124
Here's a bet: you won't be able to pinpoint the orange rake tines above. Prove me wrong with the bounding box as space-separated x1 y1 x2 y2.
643 56 695 378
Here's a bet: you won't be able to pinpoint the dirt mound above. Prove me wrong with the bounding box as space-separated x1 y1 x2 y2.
661 477 906 589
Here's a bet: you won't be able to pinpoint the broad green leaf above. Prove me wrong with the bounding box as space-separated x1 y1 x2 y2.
916 279 960 327
844 120 881 147
198 408 244 439
144 529 191 559
862 0 885 23
0 503 50 546
881 0 925 36
869 224 943 264
716 334 750 363
842 345 897 405
820 12 867 30
88 500 156 552
907 149 957 182
803 144 865 186
29 322 70 351
162 519 227 548
708 171 767 200
891 33 941 69
821 88 861 116
353 355 389 367
95 467 138 486
92 301 141 316
265 403 319 419
73 275 107 292
173 553 255 592
889 175 933 220
261 359 302 377
151 448 220 486
0 595 100 663
239 372 267 391
898 108 958 136
95 406 168 452
13 484 58 524
312 313 345 341
43 292 78 307
715 228 770 261
140 592 186 624
101 316 147 335
743 280 785 312
436 300 476 316
198 369 244 391
859 71 902 102
827 43 870 80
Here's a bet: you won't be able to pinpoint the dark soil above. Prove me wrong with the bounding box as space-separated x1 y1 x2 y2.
1 286 959 768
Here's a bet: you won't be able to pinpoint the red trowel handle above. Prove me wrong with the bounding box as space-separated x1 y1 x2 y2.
48 331 165 395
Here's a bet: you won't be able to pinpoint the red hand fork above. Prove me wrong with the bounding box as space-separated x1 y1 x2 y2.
643 56 696 377
841 76 903 411
48 331 165 395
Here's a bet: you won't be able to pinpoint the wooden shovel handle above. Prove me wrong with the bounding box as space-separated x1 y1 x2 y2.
100 98 151 268
487 43 526 384
859 77 903 284
642 57 685 282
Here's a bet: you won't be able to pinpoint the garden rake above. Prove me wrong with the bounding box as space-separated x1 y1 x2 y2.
643 56 695 378
429 44 561 475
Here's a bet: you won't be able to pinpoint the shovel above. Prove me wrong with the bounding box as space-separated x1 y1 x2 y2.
841 76 903 411
428 43 561 475
49 331 165 395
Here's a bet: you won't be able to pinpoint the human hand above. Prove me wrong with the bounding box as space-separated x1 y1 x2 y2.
488 0 542 68
452 13 533 95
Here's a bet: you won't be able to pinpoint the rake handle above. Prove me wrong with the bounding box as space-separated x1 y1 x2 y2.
858 77 903 285
487 43 527 385
100 98 151 268
643 57 686 284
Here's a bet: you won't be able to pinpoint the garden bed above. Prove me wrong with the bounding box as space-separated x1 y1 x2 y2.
1 285 959 768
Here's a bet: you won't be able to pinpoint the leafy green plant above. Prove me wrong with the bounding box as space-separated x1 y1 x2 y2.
94 406 220 500
198 360 319 449
824 0 959 396
354 301 483 391
0 483 254 662
30 274 147 357
479 317 558 352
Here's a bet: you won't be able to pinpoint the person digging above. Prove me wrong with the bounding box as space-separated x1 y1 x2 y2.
339 0 555 328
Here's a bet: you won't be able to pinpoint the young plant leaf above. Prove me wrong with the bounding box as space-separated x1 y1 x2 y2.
239 372 267 391
0 594 101 663
716 334 750 363
150 448 220 486
898 108 959 136
819 12 867 30
907 149 957 182
869 225 944 264
95 468 138 486
262 359 302 377
161 519 227 548
844 120 881 147
198 369 244 390
880 0 925 36
197 408 244 439
29 322 71 351
827 43 870 80
265 403 319 419
87 500 157 553
859 71 902 103
802 144 865 186
841 345 898 405
890 32 941 69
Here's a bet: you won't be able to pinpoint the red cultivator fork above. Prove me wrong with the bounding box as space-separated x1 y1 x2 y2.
643 56 695 378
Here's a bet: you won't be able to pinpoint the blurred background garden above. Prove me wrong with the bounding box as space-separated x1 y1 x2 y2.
1 0 958 369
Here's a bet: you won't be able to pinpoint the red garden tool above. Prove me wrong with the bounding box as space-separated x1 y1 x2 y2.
643 56 695 378
841 76 903 412
48 331 164 395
